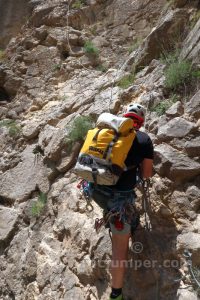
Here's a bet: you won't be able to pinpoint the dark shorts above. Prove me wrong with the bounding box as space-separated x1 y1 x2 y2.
91 185 138 235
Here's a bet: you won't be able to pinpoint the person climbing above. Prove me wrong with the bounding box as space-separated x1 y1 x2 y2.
89 103 154 300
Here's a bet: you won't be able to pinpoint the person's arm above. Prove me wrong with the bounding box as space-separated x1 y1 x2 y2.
140 134 154 179
141 158 153 179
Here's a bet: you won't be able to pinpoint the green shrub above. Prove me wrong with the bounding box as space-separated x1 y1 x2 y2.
89 25 98 35
66 116 94 149
0 49 6 61
190 10 200 28
72 0 86 9
52 64 61 71
96 64 108 73
151 94 178 116
0 120 21 136
117 73 135 89
164 59 193 90
83 41 99 57
31 192 47 217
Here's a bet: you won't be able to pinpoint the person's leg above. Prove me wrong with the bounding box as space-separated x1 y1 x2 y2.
111 232 130 289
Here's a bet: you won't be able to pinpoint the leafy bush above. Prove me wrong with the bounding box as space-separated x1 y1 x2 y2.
117 73 135 89
83 41 99 57
66 116 94 149
0 120 21 136
151 94 178 116
164 59 193 90
72 0 86 9
31 192 47 217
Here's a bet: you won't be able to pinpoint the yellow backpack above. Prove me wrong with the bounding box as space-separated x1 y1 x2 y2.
74 113 136 185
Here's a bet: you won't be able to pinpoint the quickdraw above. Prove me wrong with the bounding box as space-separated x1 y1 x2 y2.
77 179 91 201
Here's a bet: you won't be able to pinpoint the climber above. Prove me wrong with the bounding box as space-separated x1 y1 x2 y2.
90 103 154 300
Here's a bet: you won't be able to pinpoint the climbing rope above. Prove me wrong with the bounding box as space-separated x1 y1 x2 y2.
141 178 152 231
183 249 200 289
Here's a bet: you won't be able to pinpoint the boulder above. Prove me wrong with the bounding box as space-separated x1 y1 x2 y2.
185 136 200 157
154 144 200 182
186 185 200 212
0 207 18 243
185 90 200 120
169 191 196 220
177 232 200 265
157 117 196 141
177 289 198 300
180 18 200 64
166 101 184 117
38 124 66 161
22 120 44 140
64 287 85 300
0 145 50 202
4 71 23 96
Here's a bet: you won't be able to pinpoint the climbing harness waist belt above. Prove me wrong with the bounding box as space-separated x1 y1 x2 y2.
93 184 136 199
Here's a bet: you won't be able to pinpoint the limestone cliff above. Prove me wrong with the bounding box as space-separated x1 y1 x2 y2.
0 0 200 299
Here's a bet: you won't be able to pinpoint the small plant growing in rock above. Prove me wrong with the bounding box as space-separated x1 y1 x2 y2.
83 41 99 57
0 49 6 61
96 64 108 73
31 192 47 217
190 10 200 28
89 24 98 36
52 63 61 71
66 116 94 150
72 0 86 9
151 94 178 116
117 73 135 89
0 119 21 136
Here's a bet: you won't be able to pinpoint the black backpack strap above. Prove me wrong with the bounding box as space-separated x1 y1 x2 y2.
103 130 119 160
92 128 103 141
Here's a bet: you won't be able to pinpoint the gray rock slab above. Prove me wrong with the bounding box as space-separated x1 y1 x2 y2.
64 287 85 300
0 207 18 242
129 9 189 69
177 289 198 300
185 90 200 119
185 136 200 157
157 117 196 141
180 18 200 64
166 101 184 117
177 232 200 265
0 145 50 202
154 144 200 182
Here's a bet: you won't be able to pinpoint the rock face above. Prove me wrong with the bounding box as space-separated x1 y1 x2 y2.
129 9 189 69
0 0 32 48
157 117 196 141
0 0 200 300
0 145 50 202
185 89 200 119
154 144 200 182
180 18 200 64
